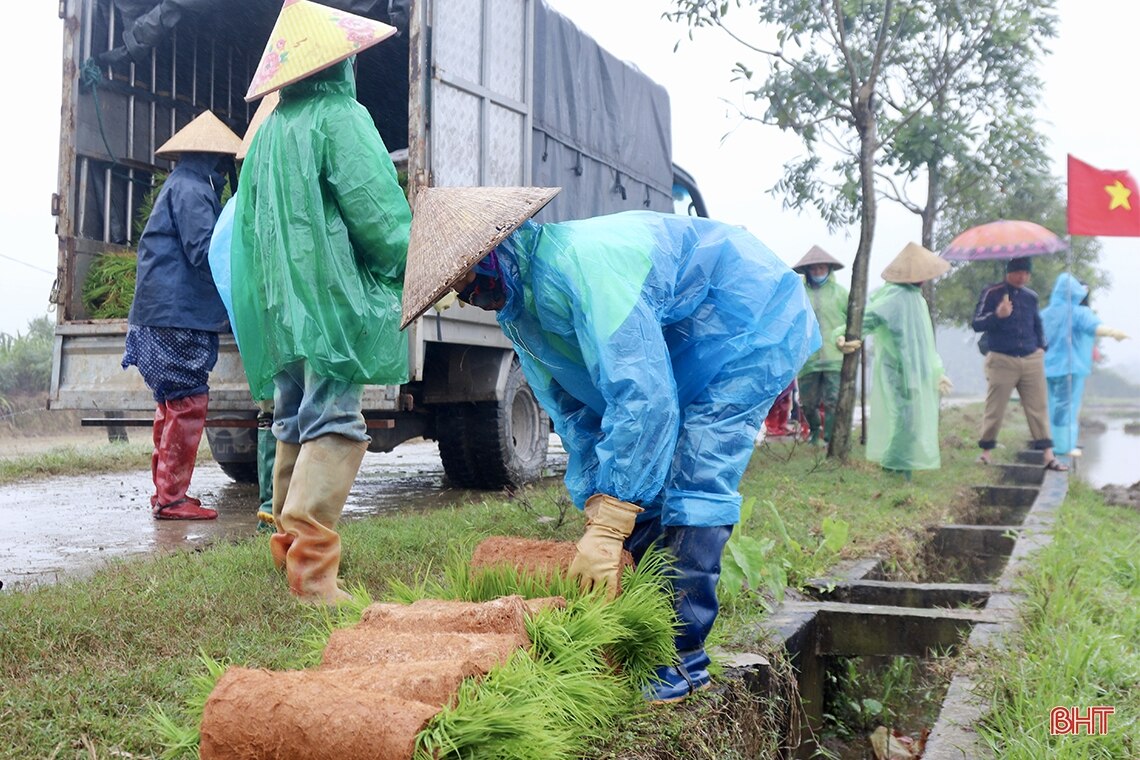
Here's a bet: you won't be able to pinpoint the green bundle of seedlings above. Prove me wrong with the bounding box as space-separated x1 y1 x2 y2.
151 555 678 759
388 546 678 688
81 251 137 319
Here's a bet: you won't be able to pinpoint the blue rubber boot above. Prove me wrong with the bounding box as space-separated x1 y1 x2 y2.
641 524 734 703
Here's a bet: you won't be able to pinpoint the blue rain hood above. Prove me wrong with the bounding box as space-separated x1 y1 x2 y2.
1041 273 1101 378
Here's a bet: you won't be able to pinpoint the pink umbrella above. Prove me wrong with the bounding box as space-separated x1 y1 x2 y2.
941 219 1067 261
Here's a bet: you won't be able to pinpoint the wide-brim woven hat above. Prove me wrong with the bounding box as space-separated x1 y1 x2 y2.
155 110 242 159
236 92 280 160
245 0 397 102
881 242 951 284
792 245 845 274
400 186 561 330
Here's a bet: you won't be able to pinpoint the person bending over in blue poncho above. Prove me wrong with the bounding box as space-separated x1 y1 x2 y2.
400 187 821 703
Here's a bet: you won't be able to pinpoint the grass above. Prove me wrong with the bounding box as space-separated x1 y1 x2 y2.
974 480 1140 758
0 403 1063 758
0 441 154 485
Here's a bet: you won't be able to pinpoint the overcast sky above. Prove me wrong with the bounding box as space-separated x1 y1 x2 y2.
2 0 1138 374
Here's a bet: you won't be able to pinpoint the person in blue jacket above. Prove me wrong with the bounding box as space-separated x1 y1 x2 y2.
400 187 821 702
1040 273 1129 455
122 111 241 520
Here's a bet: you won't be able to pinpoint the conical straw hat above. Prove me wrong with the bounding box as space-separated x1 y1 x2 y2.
236 92 280 160
400 186 561 330
155 110 242 158
881 242 951 284
792 245 844 274
245 0 397 102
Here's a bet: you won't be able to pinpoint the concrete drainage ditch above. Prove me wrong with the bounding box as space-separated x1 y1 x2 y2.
717 449 1068 758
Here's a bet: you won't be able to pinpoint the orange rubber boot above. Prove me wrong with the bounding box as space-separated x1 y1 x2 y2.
268 440 301 571
277 435 366 604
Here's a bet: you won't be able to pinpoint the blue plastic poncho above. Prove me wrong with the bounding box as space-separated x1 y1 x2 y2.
230 60 411 399
1041 273 1101 379
207 197 237 332
857 284 944 471
1041 273 1101 454
494 211 821 527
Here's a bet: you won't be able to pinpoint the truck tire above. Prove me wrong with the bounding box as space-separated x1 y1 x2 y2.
434 360 549 489
205 425 259 484
436 404 481 488
471 360 549 488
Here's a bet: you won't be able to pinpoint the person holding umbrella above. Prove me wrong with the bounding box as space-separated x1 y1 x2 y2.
941 220 1069 471
971 257 1067 470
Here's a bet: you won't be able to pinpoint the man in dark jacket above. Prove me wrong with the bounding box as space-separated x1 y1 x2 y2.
971 257 1067 470
122 110 242 519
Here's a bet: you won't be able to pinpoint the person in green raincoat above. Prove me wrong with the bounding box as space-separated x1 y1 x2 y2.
837 243 952 477
229 2 409 604
792 245 849 445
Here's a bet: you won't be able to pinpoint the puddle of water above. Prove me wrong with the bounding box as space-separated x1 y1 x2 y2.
0 437 567 591
1072 411 1140 488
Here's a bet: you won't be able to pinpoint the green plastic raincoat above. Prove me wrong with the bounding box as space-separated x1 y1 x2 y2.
857 284 943 471
799 275 848 375
230 60 411 399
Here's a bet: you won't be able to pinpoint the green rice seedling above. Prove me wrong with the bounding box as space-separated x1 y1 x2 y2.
81 251 138 319
295 583 375 666
414 649 623 760
148 652 226 759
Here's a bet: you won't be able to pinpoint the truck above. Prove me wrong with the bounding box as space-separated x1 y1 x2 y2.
50 0 704 489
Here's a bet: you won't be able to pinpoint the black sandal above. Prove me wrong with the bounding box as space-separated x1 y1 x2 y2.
1043 458 1070 472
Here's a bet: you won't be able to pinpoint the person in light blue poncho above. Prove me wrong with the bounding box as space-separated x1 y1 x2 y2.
400 187 821 703
1040 273 1129 455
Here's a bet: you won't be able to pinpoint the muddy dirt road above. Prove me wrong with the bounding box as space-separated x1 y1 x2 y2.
0 437 567 590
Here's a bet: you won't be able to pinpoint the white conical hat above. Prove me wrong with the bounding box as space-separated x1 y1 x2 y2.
244 0 397 102
400 186 561 330
792 245 845 273
236 92 280 160
881 242 951 284
154 110 242 158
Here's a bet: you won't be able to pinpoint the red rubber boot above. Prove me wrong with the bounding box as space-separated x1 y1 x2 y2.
153 393 217 520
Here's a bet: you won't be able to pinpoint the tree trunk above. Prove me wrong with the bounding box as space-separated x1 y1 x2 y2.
828 95 877 460
920 159 940 319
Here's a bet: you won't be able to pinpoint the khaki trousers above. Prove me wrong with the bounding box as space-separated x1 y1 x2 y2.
979 349 1052 450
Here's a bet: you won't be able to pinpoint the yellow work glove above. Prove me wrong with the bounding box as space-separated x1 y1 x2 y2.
1096 326 1130 341
938 376 953 396
433 291 459 313
567 494 643 598
836 336 862 354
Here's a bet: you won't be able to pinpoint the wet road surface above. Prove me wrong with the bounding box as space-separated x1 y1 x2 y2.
1 437 567 591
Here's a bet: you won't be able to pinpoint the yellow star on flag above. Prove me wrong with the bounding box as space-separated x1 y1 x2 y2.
1105 180 1132 211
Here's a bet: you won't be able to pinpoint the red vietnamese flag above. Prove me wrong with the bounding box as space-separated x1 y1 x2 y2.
1067 154 1140 237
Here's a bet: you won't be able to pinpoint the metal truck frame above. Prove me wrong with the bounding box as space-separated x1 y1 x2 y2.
50 0 697 488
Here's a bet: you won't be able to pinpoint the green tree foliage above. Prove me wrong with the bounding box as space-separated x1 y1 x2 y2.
0 315 54 398
934 169 1106 328
664 0 1061 460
